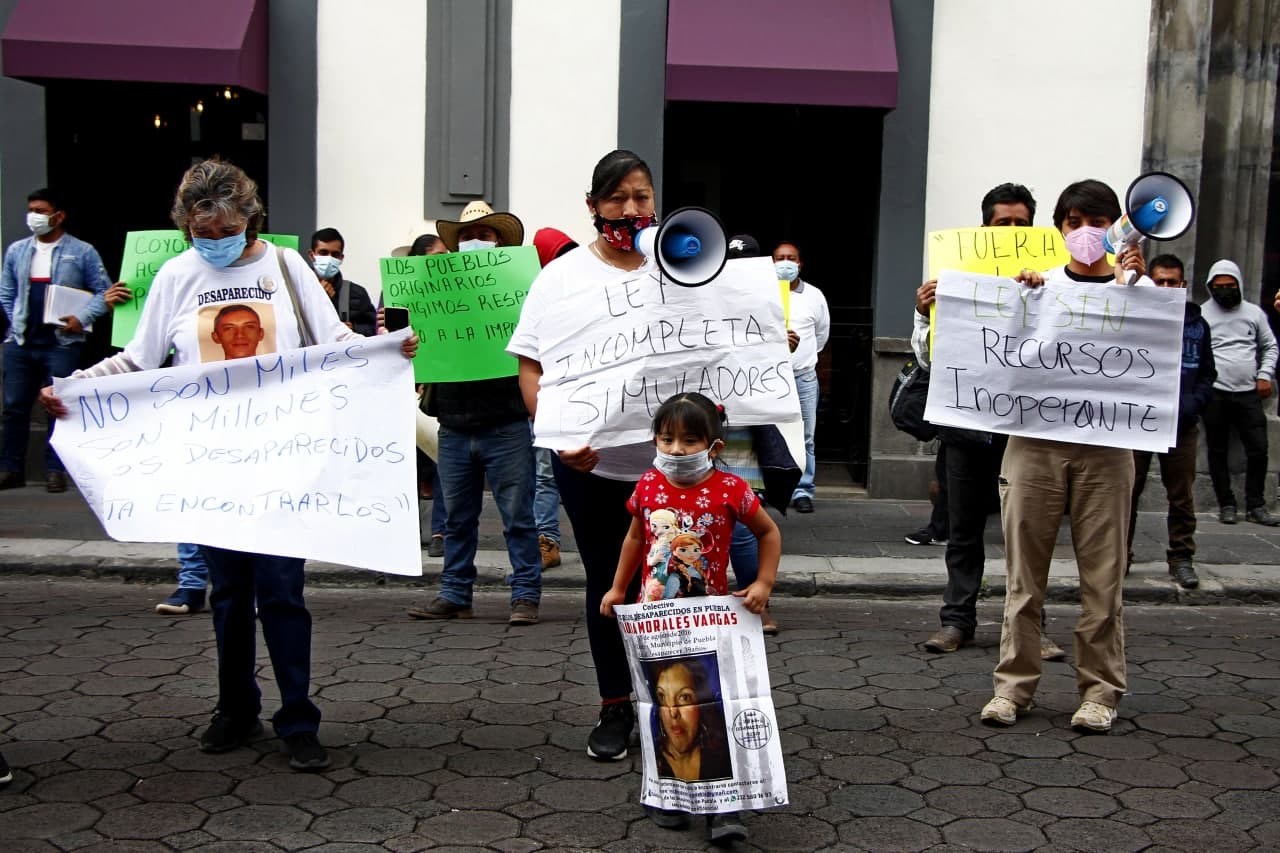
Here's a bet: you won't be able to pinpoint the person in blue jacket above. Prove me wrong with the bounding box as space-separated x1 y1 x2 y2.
1126 254 1216 589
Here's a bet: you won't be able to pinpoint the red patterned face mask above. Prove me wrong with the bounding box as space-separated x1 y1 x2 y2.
594 213 656 252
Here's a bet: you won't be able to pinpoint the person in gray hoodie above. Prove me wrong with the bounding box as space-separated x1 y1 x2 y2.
1201 258 1279 526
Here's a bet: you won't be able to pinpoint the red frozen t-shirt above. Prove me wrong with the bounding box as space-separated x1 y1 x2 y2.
626 468 761 603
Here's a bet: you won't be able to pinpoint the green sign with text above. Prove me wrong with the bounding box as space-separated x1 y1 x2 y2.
380 245 540 382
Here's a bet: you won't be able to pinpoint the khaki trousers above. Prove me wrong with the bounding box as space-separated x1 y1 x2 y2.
994 436 1132 708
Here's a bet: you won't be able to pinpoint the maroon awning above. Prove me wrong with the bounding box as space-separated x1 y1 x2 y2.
666 0 897 108
2 0 267 94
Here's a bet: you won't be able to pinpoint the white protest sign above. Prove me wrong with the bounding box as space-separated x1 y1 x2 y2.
51 332 422 575
614 596 788 815
924 270 1186 452
534 257 800 450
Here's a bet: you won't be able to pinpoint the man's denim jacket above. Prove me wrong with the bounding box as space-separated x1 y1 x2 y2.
1 233 111 346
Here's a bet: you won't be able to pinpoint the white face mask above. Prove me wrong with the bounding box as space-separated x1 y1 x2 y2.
458 238 497 252
775 260 799 281
26 212 52 236
653 445 719 485
312 255 342 280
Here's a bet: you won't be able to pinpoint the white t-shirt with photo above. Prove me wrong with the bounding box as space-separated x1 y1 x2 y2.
125 242 356 369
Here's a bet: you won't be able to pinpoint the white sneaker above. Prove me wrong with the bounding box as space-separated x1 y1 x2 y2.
1071 701 1117 733
980 696 1027 727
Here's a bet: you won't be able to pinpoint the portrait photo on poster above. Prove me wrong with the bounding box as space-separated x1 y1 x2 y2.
197 301 278 363
645 653 733 783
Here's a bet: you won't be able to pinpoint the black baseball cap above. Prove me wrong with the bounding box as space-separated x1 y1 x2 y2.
727 234 761 259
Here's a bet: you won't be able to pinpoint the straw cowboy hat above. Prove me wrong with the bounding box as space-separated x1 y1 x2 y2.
436 200 524 251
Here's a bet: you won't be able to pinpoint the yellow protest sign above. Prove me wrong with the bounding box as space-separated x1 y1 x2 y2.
928 226 1070 279
780 281 791 327
927 226 1071 353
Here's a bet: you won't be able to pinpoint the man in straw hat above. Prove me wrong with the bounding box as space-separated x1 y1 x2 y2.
407 200 543 626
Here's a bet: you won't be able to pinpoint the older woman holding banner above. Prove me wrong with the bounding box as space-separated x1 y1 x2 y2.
40 159 418 772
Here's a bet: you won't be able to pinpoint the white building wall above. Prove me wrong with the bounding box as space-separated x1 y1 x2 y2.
923 0 1152 271
315 0 428 302
508 0 621 250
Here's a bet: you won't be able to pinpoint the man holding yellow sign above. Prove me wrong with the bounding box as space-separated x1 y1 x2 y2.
910 183 1066 663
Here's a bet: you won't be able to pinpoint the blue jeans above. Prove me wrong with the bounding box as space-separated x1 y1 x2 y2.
1 341 80 474
437 420 541 606
176 542 210 590
201 546 320 737
792 369 819 500
533 445 561 543
429 468 446 537
729 521 759 589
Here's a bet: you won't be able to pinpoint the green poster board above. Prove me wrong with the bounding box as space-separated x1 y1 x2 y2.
380 245 540 383
111 231 300 347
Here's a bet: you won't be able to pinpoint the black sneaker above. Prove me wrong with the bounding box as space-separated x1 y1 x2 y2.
155 587 206 615
1169 560 1199 590
283 731 331 772
792 496 814 513
707 812 748 846
904 527 946 546
426 535 444 558
586 700 634 760
1246 507 1280 527
199 713 263 753
0 750 11 789
645 805 690 829
1220 505 1238 524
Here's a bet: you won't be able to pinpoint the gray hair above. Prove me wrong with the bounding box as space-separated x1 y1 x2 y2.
170 159 265 240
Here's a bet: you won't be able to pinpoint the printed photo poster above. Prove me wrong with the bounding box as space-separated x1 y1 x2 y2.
614 597 788 815
197 301 279 362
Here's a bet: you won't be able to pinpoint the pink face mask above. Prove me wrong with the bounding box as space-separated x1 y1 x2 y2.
1064 226 1107 265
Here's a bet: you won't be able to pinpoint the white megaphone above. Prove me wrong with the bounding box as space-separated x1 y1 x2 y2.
635 206 728 287
1103 172 1196 282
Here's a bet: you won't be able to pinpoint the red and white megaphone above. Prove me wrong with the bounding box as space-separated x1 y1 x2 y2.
635 206 728 287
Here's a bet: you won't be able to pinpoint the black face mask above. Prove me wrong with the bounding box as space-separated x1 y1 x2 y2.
1210 286 1242 309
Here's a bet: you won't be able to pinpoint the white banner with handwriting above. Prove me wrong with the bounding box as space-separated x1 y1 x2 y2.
924 271 1185 452
51 332 421 574
534 257 801 450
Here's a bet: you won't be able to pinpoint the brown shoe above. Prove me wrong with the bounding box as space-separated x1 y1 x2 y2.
924 625 970 653
407 596 473 620
539 534 561 569
761 605 779 636
45 471 67 493
0 471 25 490
509 599 539 625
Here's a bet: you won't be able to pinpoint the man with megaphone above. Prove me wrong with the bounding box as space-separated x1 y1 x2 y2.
982 179 1152 737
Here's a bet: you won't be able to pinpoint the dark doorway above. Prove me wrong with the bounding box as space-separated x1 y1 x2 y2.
43 80 268 364
663 101 884 484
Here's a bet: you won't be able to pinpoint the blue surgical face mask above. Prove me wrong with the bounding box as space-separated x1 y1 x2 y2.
193 231 248 268
312 255 341 279
653 441 721 486
775 260 799 282
458 238 497 253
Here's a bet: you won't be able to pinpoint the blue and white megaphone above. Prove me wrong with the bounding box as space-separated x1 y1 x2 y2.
635 206 728 287
1103 171 1196 256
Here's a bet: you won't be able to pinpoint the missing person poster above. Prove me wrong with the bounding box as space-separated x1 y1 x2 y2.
613 596 788 815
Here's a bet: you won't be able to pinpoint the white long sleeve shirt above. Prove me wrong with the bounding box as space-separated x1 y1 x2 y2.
788 279 830 373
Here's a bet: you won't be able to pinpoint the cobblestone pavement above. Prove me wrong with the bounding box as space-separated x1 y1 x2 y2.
2 580 1280 852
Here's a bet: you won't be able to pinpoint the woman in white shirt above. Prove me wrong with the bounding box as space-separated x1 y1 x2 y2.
41 159 417 772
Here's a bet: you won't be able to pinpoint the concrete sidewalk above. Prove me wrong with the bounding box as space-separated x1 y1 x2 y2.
4 485 1279 603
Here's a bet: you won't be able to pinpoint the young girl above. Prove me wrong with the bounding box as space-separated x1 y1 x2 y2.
601 392 781 844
